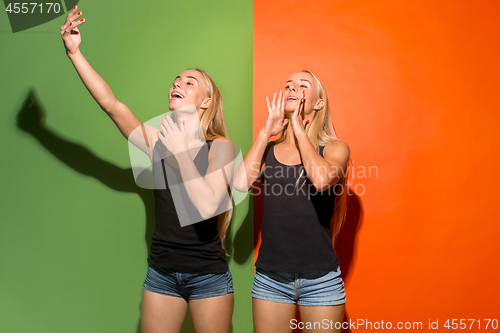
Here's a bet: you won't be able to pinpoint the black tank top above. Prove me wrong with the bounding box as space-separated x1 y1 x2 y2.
255 142 340 273
147 139 228 273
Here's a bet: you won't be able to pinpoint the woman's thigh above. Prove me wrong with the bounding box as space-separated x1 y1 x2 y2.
141 289 188 333
252 267 346 332
296 268 346 332
189 293 234 333
253 298 297 333
298 303 345 333
141 264 234 332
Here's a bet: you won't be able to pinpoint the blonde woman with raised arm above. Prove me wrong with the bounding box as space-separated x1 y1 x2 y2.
60 7 235 333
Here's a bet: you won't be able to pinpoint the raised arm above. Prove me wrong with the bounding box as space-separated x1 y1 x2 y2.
60 6 157 159
233 91 288 192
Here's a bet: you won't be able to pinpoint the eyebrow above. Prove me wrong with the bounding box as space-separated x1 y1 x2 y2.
285 79 311 84
175 75 198 82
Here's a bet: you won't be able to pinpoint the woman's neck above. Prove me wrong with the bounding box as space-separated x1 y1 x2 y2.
173 111 205 148
283 123 299 147
282 117 312 147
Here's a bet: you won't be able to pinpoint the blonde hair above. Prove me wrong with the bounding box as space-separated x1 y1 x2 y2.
274 70 350 246
191 68 232 253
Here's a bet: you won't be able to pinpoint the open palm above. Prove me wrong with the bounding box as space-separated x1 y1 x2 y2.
264 91 288 136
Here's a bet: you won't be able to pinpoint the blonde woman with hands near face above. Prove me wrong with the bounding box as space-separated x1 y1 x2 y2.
234 71 350 333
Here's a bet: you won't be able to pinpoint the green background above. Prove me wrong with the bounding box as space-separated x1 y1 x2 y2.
0 0 254 332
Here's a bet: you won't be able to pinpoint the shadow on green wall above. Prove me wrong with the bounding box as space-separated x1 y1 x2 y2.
17 89 253 333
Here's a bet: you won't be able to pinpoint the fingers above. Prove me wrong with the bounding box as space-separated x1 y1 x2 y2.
277 90 283 111
62 6 77 28
61 6 82 30
280 90 285 114
161 114 184 136
61 8 84 36
157 129 165 142
61 19 85 38
267 91 283 114
165 113 178 131
69 17 85 30
180 120 186 135
295 95 305 117
293 96 301 115
160 115 170 137
160 122 167 137
160 116 172 135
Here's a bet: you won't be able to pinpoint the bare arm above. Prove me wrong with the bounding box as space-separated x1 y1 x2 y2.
232 129 270 192
177 138 235 219
295 131 350 191
290 98 350 190
157 116 235 219
233 91 287 192
60 6 157 160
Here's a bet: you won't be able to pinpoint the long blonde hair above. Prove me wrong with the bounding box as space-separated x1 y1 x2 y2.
191 68 232 253
274 70 350 246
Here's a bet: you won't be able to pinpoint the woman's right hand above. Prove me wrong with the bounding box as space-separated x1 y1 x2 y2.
60 6 85 56
263 91 288 136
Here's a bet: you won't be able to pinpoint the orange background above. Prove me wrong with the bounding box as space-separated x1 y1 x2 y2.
253 0 500 330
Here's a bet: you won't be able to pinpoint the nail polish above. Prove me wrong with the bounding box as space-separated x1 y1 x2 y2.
77 11 81 15
80 18 85 22
73 6 76 9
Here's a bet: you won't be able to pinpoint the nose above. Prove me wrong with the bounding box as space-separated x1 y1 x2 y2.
289 84 298 92
174 81 181 89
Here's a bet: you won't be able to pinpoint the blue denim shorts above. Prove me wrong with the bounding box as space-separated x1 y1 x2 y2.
251 267 346 306
143 264 234 301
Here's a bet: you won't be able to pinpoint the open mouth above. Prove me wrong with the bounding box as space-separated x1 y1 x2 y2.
171 92 184 99
287 96 299 101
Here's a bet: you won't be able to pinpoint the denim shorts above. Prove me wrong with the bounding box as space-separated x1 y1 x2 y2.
251 267 346 306
143 264 234 301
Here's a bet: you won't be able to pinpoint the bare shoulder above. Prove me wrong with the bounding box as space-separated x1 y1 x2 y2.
323 140 350 164
212 136 232 144
210 136 235 164
211 136 233 150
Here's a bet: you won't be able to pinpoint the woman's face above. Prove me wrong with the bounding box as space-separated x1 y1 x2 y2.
283 72 320 114
168 70 209 113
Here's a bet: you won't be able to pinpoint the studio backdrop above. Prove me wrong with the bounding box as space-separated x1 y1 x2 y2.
1 0 499 332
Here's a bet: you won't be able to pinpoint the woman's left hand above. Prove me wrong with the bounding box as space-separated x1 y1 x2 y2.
157 114 188 155
290 93 310 135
